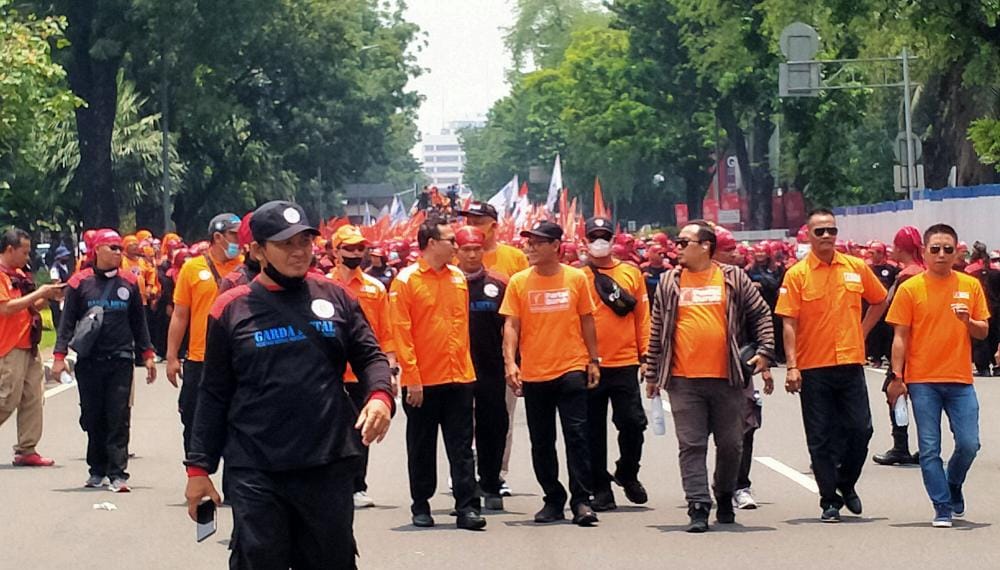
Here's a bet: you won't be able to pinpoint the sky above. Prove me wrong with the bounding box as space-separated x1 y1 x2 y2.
404 0 515 135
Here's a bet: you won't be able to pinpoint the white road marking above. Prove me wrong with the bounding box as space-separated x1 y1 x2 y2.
44 382 76 399
754 456 818 494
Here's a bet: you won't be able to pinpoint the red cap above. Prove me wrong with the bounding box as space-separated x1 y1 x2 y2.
237 212 254 248
455 226 485 247
91 229 123 249
715 226 737 251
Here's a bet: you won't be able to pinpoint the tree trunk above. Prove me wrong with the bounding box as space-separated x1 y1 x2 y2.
65 1 122 230
748 113 774 230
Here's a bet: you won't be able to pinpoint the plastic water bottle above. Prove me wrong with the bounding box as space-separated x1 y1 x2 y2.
650 392 667 436
893 395 909 427
60 371 74 385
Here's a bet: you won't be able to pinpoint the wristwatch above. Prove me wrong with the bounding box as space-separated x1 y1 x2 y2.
589 357 602 365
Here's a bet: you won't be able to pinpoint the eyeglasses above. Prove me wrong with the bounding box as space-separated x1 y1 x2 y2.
812 227 839 237
675 238 702 249
929 245 955 255
106 245 123 252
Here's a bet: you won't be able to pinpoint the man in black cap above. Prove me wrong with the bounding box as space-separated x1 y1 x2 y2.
500 220 602 526
184 200 394 569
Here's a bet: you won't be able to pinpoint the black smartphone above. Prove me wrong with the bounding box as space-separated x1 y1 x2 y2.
196 500 217 543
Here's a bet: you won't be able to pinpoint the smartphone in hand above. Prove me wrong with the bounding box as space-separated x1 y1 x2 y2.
196 499 217 543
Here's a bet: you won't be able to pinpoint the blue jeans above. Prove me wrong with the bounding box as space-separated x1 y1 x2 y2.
908 383 980 510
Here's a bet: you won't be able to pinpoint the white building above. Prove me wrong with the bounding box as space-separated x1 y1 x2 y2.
416 119 484 188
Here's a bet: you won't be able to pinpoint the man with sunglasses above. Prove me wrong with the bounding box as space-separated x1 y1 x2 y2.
581 216 651 512
390 217 486 531
776 208 888 523
500 220 601 526
646 221 774 532
884 224 989 528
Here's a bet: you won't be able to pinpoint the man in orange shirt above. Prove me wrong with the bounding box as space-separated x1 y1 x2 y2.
328 225 397 509
390 216 486 531
885 223 990 528
580 217 651 512
459 201 528 496
646 221 774 532
777 208 888 523
0 229 65 467
166 213 243 453
500 220 601 527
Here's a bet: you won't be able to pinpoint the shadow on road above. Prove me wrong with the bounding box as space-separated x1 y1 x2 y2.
783 516 888 525
890 520 992 531
648 523 777 533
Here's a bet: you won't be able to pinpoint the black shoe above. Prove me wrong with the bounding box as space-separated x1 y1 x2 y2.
715 493 735 524
820 506 841 523
873 447 915 465
572 503 598 526
483 494 504 511
412 513 435 528
534 503 566 524
686 502 710 533
841 491 863 515
591 488 617 512
456 511 487 531
949 483 965 517
615 476 649 505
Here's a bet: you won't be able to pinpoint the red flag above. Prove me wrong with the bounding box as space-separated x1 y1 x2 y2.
559 189 569 227
593 177 608 218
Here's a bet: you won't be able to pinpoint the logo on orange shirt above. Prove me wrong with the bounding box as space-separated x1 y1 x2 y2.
679 286 723 306
528 288 571 313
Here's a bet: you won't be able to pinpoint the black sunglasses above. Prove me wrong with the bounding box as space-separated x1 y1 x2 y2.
675 238 702 249
812 227 839 237
929 245 955 255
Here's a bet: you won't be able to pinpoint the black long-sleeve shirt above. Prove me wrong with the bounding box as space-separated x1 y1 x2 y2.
54 268 153 360
466 269 507 379
185 274 393 474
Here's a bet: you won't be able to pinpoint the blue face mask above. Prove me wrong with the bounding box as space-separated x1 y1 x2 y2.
225 241 240 260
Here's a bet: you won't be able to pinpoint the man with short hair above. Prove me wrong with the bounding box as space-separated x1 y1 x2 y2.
646 221 774 532
885 224 989 528
0 229 64 466
167 213 243 453
391 217 486 531
581 216 650 512
777 208 888 523
501 220 601 527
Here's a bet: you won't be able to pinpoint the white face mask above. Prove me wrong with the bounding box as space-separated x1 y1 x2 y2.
796 243 811 260
588 239 612 258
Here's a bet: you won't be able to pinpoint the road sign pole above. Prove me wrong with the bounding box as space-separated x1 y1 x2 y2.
902 47 916 200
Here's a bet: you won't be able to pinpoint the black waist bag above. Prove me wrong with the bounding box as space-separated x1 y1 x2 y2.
69 278 116 358
588 264 638 317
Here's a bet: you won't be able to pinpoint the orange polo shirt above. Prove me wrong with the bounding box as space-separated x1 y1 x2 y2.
499 264 596 382
484 243 529 279
672 265 728 378
776 251 887 370
329 267 395 383
0 270 33 357
389 258 475 387
584 261 650 367
173 253 243 361
886 271 990 384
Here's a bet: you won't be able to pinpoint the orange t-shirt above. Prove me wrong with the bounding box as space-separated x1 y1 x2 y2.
885 271 991 384
671 266 728 378
0 270 33 357
329 268 394 383
584 261 650 367
173 253 243 361
484 243 529 279
776 251 887 370
121 256 148 301
499 265 596 381
389 258 475 387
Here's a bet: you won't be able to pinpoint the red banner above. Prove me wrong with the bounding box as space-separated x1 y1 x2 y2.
674 204 689 226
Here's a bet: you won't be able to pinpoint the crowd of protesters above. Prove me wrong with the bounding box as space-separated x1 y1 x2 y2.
0 199 998 567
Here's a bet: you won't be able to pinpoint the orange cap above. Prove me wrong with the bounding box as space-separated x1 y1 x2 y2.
332 225 368 249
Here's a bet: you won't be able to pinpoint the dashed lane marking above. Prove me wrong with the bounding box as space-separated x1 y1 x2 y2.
754 456 818 494
44 382 76 399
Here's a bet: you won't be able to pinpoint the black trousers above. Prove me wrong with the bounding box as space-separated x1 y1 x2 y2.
344 382 369 493
587 365 646 490
800 365 873 510
474 371 509 496
866 320 893 363
737 403 762 490
75 357 133 480
227 459 359 570
523 371 593 509
179 359 204 454
403 383 478 515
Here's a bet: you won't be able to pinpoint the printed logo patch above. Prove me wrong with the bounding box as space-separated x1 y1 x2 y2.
679 286 723 307
311 299 336 318
117 287 130 301
198 269 212 281
843 272 862 284
954 291 971 300
484 283 499 298
283 207 301 224
528 288 570 313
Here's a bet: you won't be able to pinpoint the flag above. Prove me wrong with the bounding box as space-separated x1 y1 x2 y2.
593 177 609 218
377 204 390 220
544 154 562 212
389 195 407 224
513 182 530 228
487 175 518 214
363 202 373 225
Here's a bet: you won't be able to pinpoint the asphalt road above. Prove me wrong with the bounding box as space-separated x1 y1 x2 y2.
2 364 999 569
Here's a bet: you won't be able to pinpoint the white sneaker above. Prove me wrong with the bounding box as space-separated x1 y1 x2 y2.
108 479 131 493
353 491 375 509
734 488 757 510
499 480 512 497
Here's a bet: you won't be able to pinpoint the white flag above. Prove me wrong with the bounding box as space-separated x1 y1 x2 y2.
363 202 373 225
390 195 407 223
512 182 530 227
487 175 518 214
544 154 562 213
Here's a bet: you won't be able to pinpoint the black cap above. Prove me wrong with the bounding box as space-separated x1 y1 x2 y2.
585 216 614 238
519 220 563 241
457 201 498 221
208 213 241 235
250 201 318 243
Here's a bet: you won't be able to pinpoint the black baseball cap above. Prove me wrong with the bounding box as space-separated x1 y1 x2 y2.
585 216 614 239
250 201 318 242
208 213 241 235
519 220 563 241
457 201 499 221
